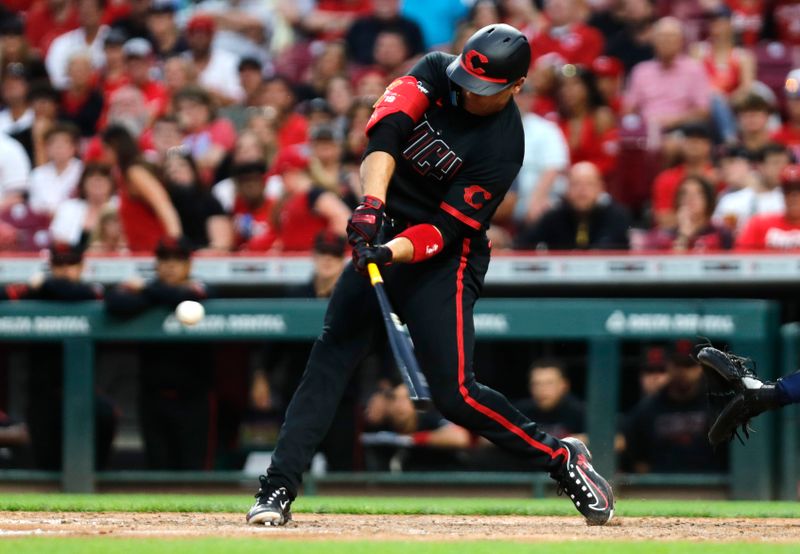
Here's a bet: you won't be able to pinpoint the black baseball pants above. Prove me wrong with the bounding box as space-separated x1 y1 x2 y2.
266 233 567 496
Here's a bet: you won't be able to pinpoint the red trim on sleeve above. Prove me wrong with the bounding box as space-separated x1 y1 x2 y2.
365 76 430 134
440 201 481 230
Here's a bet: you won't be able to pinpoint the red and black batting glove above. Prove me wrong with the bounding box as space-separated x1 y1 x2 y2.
352 242 393 275
347 195 384 247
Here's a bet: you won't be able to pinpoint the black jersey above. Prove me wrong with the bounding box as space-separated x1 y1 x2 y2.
375 52 524 237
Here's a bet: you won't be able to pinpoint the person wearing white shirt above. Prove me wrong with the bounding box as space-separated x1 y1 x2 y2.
713 143 791 230
0 63 35 135
511 109 569 225
0 132 31 209
28 123 84 216
184 13 244 104
50 164 118 246
45 0 108 90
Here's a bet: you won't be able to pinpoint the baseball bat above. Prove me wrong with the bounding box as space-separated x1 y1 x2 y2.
367 262 432 407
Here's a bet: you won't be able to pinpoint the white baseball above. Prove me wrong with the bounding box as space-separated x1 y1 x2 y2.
175 300 205 326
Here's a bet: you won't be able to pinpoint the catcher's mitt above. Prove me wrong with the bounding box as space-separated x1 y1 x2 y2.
697 346 780 446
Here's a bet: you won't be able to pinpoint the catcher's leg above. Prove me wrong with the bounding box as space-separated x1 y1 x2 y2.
777 370 800 405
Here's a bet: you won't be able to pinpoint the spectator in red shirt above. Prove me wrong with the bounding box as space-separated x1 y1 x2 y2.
25 0 80 56
651 122 716 229
271 146 350 252
101 124 182 251
727 0 764 46
531 0 604 67
59 51 104 138
690 5 755 143
770 0 800 46
1 15 49 83
100 27 128 96
528 52 563 120
556 64 618 179
644 175 732 251
259 75 309 150
119 38 169 125
737 164 800 250
292 0 373 41
591 55 624 114
772 69 800 161
173 85 236 184
230 161 275 251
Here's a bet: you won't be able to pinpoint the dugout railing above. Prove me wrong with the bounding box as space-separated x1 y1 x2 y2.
0 298 780 499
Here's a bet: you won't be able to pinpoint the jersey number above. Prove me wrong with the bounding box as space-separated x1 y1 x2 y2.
402 120 463 181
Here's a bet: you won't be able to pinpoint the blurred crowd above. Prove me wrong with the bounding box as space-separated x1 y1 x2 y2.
0 0 799 255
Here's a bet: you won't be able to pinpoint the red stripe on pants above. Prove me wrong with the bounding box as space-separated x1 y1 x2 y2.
455 238 566 461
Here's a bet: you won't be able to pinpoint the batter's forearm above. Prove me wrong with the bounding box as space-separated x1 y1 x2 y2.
385 236 414 262
359 151 396 203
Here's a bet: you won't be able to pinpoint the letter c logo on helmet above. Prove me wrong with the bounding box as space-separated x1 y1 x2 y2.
464 50 489 75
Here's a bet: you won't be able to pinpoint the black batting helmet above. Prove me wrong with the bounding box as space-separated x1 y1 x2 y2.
446 24 531 96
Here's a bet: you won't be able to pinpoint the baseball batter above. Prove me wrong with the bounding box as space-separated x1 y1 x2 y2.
246 24 614 527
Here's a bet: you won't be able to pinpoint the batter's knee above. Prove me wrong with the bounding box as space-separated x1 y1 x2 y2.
431 385 473 425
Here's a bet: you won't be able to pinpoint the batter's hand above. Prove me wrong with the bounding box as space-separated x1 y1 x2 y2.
347 195 384 247
352 243 392 274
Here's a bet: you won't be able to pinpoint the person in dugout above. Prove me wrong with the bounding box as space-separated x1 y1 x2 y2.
104 236 215 470
0 243 117 470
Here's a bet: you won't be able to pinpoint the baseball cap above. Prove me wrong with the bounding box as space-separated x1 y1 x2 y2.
706 4 732 19
718 143 751 161
642 346 667 373
733 90 773 113
0 16 24 36
306 97 334 116
186 13 216 34
50 242 85 266
155 236 193 260
313 231 347 257
310 124 337 142
231 161 267 179
238 56 263 72
781 164 800 191
104 27 128 47
786 69 800 100
669 339 697 367
28 81 60 103
149 0 176 14
272 147 309 174
123 38 153 58
591 56 623 78
446 24 531 96
681 121 712 140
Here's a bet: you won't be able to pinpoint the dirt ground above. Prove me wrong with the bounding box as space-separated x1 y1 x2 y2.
0 512 799 542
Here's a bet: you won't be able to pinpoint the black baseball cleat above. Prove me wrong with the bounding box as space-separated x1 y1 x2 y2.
246 476 293 526
551 437 614 526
